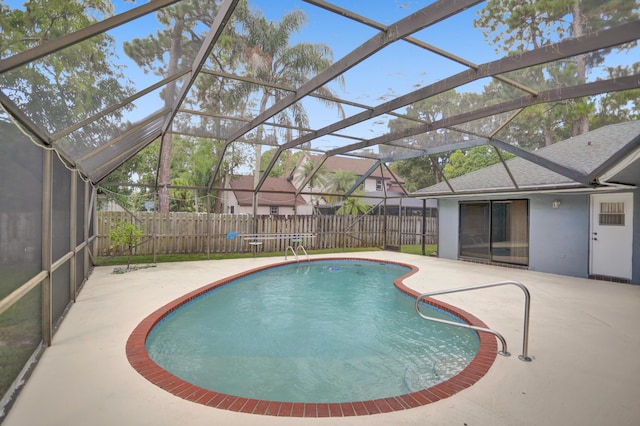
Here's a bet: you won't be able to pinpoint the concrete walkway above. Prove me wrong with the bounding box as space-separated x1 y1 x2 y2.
4 252 640 426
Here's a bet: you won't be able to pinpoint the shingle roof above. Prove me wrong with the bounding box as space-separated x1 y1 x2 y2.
413 121 640 198
307 154 404 184
229 176 305 207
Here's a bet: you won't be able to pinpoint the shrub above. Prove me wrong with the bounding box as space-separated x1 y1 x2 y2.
109 221 143 269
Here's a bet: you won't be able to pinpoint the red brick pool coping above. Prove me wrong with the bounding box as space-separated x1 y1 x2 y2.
126 258 498 417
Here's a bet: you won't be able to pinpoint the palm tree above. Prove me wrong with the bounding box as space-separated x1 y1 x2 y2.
236 9 345 189
326 170 357 205
325 169 372 216
336 196 372 216
124 0 238 212
300 158 328 208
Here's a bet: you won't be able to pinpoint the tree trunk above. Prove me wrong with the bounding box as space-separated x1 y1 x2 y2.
544 126 554 147
158 19 183 212
252 90 271 213
572 1 589 136
158 132 173 212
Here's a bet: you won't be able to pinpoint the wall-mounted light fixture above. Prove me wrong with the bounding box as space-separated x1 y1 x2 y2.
552 200 561 209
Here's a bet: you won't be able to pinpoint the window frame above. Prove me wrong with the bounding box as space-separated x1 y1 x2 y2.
458 199 529 266
375 178 383 191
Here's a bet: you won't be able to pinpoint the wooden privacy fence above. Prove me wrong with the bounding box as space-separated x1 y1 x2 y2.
95 212 437 257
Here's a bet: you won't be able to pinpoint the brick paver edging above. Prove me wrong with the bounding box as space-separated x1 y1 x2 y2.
126 257 497 417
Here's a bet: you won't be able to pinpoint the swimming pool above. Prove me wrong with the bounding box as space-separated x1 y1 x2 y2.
127 258 498 417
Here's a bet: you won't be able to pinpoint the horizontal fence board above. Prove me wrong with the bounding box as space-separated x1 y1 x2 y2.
95 212 437 257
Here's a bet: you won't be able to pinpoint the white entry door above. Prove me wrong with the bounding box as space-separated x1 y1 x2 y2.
590 192 633 280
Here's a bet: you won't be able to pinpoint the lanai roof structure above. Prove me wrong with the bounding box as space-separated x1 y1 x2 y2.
1 0 639 198
2 2 640 423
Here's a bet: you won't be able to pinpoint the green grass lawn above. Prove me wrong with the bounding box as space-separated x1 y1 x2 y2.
96 244 437 266
401 244 437 256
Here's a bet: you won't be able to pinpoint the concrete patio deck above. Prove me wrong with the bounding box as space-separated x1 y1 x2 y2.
4 252 640 426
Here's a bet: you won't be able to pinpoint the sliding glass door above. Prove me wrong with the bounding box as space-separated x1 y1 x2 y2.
459 202 491 259
459 200 529 266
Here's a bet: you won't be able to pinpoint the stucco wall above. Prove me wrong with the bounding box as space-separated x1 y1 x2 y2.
436 198 459 260
528 193 590 278
436 194 592 279
632 188 640 285
234 205 299 216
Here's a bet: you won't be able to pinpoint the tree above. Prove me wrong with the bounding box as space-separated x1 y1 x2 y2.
336 195 371 216
386 91 484 190
321 168 371 216
299 157 328 200
444 146 514 179
109 221 143 270
98 139 160 211
299 158 327 187
391 156 438 193
167 135 244 212
123 0 242 212
475 0 639 139
327 169 353 193
0 0 133 138
261 148 301 178
324 169 371 214
591 63 640 128
233 8 345 191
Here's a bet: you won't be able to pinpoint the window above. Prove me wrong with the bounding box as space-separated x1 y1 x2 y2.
376 178 383 191
270 206 279 215
229 206 234 214
599 202 624 226
459 200 529 266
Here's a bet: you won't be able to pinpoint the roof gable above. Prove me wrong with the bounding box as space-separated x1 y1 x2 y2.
229 176 305 207
306 154 404 183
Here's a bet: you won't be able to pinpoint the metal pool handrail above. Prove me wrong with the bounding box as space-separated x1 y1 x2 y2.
285 245 310 262
415 280 532 362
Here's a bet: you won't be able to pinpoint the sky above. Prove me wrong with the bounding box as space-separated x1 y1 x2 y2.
3 0 638 156
234 0 498 141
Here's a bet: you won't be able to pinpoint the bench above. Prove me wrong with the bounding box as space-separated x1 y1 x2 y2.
233 233 316 259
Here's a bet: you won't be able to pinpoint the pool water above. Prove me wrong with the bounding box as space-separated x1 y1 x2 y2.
145 260 479 403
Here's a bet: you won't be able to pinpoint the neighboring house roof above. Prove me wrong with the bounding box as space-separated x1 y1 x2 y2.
413 120 640 198
306 154 404 184
359 192 436 209
229 176 306 207
326 192 435 209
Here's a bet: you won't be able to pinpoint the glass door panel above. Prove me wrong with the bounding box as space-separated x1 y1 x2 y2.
491 200 529 265
459 202 490 259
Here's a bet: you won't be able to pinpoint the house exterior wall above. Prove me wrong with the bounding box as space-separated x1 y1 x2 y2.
528 193 590 278
437 198 459 259
225 191 239 214
233 205 304 216
632 188 640 285
437 191 640 283
294 176 382 200
363 177 381 192
296 204 314 215
224 177 313 216
290 156 400 211
436 194 591 279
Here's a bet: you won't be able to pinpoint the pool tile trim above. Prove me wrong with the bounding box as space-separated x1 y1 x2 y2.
126 257 498 417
